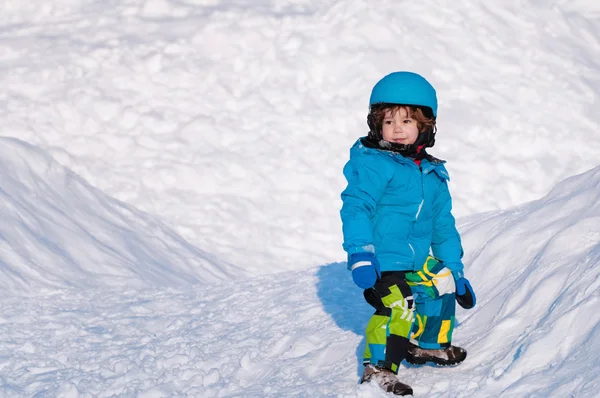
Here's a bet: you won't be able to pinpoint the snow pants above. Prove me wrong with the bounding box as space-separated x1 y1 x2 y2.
362 256 457 373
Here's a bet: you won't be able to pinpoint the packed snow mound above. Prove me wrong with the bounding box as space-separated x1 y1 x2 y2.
454 165 600 396
0 138 235 294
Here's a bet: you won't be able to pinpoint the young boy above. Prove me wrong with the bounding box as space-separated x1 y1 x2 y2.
340 71 476 396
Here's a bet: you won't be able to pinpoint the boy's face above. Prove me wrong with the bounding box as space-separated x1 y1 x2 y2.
381 107 420 145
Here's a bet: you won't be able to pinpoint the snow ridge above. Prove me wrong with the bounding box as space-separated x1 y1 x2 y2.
0 137 235 294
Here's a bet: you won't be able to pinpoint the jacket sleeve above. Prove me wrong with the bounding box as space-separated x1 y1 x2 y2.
340 156 390 256
431 178 464 273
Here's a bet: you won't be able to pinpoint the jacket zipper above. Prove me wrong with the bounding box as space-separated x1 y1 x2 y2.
415 166 425 220
409 166 425 260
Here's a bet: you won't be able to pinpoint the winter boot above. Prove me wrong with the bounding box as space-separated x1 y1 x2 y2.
360 364 413 396
406 342 467 366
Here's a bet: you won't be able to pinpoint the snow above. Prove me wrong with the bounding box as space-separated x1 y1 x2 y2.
0 138 235 293
1 0 600 396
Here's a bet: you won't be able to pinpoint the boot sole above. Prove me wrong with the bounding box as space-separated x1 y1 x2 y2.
405 351 467 366
389 386 413 396
360 374 413 396
361 380 414 396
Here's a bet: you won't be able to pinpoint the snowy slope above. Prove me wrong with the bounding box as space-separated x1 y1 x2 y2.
2 166 600 397
0 137 234 294
454 165 600 397
1 0 600 272
1 0 600 397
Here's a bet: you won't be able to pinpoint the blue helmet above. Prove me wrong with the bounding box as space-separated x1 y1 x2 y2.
369 71 437 117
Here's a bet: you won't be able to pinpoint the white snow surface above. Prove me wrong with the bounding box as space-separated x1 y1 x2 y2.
1 0 600 396
0 138 233 293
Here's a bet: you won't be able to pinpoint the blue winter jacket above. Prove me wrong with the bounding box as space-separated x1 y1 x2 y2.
340 138 464 273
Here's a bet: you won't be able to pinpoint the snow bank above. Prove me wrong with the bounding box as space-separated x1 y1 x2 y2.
452 165 600 396
0 137 234 294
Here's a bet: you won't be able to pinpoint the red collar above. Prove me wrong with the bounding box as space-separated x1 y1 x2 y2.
413 145 425 166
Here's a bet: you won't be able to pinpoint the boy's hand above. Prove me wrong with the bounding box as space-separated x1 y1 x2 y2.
452 270 476 309
348 252 381 289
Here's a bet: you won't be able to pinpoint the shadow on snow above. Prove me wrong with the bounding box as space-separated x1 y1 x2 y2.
315 262 373 378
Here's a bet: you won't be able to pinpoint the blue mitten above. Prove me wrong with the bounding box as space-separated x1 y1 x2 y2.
452 270 476 309
348 252 381 289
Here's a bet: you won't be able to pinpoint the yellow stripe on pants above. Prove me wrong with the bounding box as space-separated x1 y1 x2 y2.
437 319 451 344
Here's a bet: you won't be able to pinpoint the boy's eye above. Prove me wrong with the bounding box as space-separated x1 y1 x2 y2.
403 119 414 124
384 120 393 124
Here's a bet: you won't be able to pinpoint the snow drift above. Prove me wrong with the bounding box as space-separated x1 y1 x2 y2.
0 137 235 294
452 165 600 396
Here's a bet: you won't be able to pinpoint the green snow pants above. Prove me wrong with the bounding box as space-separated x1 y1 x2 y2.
362 256 457 373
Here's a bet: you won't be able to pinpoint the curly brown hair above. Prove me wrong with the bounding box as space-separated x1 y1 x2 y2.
368 104 436 134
